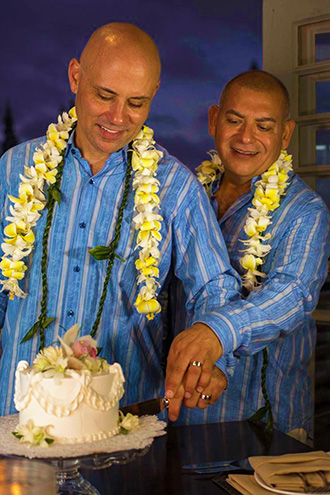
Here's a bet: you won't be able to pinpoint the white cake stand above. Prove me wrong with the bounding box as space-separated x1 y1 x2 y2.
0 414 167 495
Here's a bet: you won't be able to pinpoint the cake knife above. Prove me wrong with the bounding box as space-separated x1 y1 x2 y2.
120 397 169 416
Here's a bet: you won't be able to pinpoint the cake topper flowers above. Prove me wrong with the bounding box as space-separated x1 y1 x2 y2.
33 324 109 378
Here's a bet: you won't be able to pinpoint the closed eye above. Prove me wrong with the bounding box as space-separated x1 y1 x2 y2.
98 93 112 101
227 118 241 125
129 101 143 108
258 124 272 131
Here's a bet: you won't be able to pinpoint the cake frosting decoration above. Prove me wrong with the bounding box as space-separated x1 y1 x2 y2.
13 325 135 445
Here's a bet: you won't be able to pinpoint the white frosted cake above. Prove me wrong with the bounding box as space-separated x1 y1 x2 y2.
13 325 125 444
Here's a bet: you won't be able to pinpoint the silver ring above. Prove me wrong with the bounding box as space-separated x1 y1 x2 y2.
200 394 212 401
190 360 203 367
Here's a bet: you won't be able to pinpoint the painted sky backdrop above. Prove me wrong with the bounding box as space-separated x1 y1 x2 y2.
0 0 262 169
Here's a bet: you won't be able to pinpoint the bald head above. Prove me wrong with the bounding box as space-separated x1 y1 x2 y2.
80 23 161 82
219 70 290 120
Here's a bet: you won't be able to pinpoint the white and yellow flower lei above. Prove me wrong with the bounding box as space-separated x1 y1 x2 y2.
0 109 164 320
131 127 163 319
196 150 293 290
0 108 77 300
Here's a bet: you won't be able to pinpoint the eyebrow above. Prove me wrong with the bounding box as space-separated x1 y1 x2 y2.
226 109 276 123
96 86 151 101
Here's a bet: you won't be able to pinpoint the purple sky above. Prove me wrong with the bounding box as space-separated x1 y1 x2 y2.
0 0 262 170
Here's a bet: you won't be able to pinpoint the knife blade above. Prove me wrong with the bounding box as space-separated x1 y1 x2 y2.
120 397 169 416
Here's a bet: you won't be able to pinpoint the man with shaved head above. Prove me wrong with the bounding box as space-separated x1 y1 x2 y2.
175 70 329 442
0 23 243 421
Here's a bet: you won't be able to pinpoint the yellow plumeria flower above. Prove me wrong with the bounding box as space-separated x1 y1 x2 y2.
0 259 27 280
134 294 161 319
135 256 158 269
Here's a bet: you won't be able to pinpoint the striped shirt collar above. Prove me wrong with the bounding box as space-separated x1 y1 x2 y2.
65 130 129 173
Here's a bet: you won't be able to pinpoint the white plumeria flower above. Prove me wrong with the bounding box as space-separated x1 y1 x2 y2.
0 278 26 298
196 150 224 196
1 243 33 260
133 211 163 230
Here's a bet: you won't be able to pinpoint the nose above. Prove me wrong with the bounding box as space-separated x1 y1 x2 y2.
238 122 255 143
106 100 127 126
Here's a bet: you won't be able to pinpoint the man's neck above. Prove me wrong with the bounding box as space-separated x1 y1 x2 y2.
89 159 108 175
73 130 110 176
215 174 251 219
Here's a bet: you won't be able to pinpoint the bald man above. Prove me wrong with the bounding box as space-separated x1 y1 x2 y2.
175 71 329 442
0 23 240 420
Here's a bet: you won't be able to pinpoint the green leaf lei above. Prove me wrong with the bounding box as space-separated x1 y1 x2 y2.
21 132 133 349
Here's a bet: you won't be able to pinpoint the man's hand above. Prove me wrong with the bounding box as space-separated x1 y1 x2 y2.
165 322 223 420
168 366 227 421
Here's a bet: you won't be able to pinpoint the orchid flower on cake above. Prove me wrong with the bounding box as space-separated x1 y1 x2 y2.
32 324 110 381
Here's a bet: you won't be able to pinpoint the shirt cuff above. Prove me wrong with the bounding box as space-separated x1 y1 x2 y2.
193 311 242 356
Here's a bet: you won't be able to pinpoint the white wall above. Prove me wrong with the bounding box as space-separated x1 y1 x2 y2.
263 0 330 182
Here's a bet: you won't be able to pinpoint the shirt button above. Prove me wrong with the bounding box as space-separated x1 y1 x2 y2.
67 310 75 317
73 266 80 272
72 149 76 155
79 222 86 229
89 178 95 184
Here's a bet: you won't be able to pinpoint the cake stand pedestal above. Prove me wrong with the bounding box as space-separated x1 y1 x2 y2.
50 448 150 495
52 458 98 495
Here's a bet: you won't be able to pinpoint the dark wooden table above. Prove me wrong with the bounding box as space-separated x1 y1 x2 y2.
81 421 312 495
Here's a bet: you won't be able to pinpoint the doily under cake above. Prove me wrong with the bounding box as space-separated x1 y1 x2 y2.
0 414 167 459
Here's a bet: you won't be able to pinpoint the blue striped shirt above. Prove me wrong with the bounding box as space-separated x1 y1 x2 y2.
0 135 241 416
176 172 330 435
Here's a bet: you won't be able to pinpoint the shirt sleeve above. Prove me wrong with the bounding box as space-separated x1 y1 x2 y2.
216 205 330 356
171 178 243 355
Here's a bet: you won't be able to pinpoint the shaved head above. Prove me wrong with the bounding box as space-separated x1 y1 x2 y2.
219 70 290 120
80 23 161 82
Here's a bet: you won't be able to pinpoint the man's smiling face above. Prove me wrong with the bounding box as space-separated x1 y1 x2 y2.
208 84 295 185
68 53 159 164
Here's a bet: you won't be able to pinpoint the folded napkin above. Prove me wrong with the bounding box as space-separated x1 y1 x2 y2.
227 474 274 495
227 451 330 494
250 451 330 491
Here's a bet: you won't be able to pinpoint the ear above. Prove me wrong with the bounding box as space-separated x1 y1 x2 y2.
281 119 295 149
208 105 219 138
68 58 81 95
151 80 161 99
